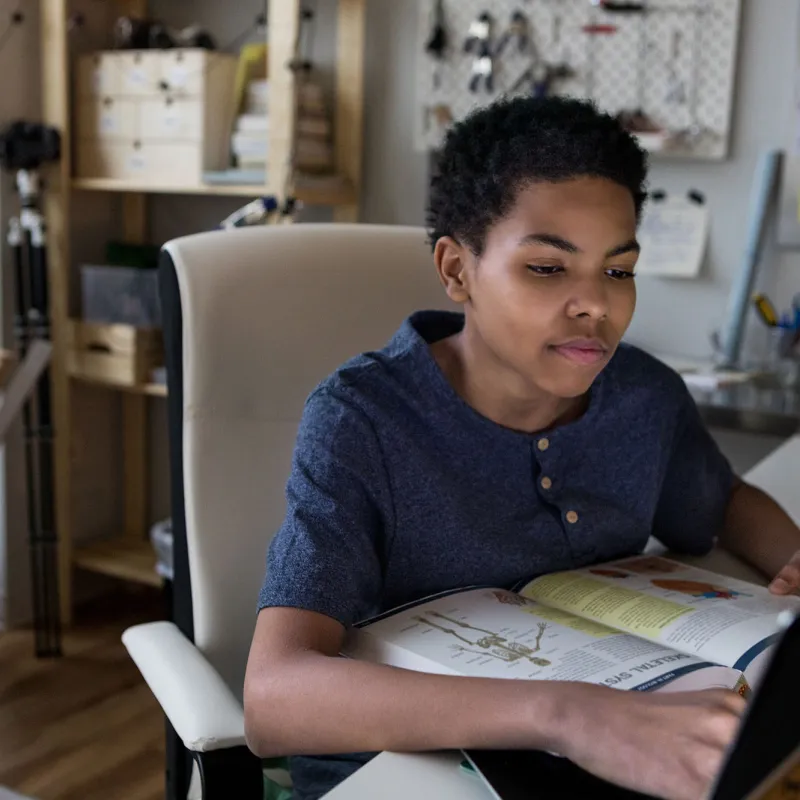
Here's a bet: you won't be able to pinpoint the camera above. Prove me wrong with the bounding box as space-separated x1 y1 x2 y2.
0 122 61 172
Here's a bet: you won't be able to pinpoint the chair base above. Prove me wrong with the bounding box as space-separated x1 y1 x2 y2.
166 718 192 800
195 745 264 800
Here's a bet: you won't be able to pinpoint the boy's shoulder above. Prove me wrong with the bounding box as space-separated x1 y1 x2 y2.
605 342 689 404
306 314 442 419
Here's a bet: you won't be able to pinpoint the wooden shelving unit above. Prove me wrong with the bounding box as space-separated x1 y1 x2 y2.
73 537 162 588
41 0 366 623
72 174 358 205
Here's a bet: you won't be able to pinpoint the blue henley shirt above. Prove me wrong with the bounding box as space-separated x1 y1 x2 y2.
258 310 734 799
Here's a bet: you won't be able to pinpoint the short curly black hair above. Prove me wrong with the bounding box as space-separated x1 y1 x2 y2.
427 95 649 255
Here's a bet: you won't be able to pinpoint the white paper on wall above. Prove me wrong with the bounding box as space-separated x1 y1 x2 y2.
636 197 710 279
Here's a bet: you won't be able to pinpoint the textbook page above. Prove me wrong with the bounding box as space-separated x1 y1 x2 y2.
343 587 742 694
520 556 800 687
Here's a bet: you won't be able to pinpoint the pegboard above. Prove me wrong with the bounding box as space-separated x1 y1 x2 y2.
416 0 741 160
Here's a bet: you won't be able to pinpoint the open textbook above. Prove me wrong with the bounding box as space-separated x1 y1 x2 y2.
343 555 800 695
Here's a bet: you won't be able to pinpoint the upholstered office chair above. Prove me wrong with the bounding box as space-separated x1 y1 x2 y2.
121 224 454 800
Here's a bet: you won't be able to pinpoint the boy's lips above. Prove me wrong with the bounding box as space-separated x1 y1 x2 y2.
550 338 610 366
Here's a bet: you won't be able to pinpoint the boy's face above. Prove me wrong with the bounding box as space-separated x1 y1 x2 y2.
436 176 639 399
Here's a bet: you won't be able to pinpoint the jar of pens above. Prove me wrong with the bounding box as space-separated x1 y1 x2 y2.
753 294 800 389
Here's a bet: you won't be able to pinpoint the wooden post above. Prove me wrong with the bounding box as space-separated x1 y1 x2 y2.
41 0 73 625
122 393 147 539
122 194 148 542
268 0 301 202
118 3 150 544
333 0 366 223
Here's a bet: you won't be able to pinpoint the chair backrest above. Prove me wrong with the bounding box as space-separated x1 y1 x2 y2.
159 224 453 697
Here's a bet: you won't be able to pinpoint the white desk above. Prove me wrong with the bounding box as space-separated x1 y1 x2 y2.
322 752 490 800
322 436 800 799
743 435 800 522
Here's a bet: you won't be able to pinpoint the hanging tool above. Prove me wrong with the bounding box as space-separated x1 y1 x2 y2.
425 0 447 89
672 2 708 147
464 12 495 93
469 47 494 93
496 10 530 55
425 103 454 132
665 28 686 105
752 294 779 328
589 0 646 11
464 11 493 53
511 62 574 98
551 13 570 62
552 13 562 47
582 24 618 34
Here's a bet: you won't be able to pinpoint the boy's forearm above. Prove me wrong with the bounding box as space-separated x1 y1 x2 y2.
720 481 800 579
245 652 571 758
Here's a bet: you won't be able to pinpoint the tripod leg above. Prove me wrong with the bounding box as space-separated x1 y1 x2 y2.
28 234 61 658
34 365 61 656
11 222 48 651
10 226 27 356
8 194 61 658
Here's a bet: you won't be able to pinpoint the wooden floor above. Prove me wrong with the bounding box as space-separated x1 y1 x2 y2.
0 589 167 800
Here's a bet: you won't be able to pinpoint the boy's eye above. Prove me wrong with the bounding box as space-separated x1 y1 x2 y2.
606 269 636 281
527 264 564 276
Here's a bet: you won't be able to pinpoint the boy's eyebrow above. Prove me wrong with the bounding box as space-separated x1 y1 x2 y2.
606 239 641 258
518 234 641 258
518 233 579 253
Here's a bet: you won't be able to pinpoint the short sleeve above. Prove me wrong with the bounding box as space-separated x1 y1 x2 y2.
652 388 735 555
257 388 392 626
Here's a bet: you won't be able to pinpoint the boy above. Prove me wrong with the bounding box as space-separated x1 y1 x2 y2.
245 97 800 800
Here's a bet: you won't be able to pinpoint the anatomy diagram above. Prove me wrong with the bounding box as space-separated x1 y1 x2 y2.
413 611 551 666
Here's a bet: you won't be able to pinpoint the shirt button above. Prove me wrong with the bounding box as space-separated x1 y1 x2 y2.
541 476 553 490
566 511 579 524
538 438 550 452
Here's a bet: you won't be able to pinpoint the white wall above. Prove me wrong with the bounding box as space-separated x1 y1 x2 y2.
149 0 800 361
366 0 800 365
630 0 800 361
352 0 800 363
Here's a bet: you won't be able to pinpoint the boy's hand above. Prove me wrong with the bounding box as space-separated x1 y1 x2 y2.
557 684 746 800
769 549 800 595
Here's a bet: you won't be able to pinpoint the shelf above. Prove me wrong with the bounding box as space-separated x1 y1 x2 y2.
72 173 357 206
68 369 168 398
73 177 268 197
0 349 16 388
73 537 161 588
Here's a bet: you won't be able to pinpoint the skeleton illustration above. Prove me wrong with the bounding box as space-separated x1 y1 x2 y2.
414 613 551 666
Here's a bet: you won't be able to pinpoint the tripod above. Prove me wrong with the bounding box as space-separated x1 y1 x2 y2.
7 168 61 657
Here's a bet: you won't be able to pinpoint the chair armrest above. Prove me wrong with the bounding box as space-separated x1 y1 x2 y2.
122 621 246 752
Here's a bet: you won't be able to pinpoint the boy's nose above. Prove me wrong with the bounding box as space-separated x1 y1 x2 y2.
566 278 610 321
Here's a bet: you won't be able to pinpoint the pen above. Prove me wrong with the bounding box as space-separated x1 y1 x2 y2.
752 293 778 327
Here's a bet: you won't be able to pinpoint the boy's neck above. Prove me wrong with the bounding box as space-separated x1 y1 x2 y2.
430 329 587 435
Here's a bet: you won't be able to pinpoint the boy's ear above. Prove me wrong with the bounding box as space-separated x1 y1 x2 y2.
433 236 471 304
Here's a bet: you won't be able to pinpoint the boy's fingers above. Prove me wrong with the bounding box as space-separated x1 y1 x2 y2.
769 552 800 594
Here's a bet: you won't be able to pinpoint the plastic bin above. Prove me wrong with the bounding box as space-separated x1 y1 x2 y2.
81 264 161 327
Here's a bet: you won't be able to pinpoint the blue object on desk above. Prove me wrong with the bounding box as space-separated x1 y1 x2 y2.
719 150 784 368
